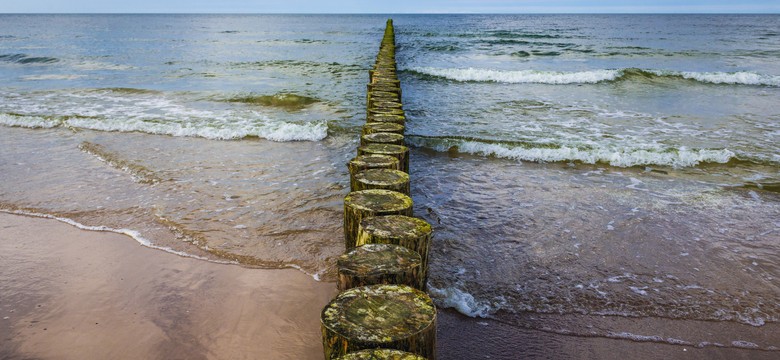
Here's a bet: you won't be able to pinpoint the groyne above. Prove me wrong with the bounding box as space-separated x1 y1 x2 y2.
320 19 438 360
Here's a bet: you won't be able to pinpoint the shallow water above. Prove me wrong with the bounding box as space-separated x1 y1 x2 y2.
1 14 779 355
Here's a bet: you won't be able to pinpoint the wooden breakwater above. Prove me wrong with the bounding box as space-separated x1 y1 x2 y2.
321 20 437 360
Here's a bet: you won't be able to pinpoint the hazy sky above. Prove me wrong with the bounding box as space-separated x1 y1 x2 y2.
2 0 779 14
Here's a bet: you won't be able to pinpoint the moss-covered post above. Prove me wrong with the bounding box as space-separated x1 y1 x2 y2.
357 215 433 290
337 243 423 291
348 154 400 174
358 144 410 174
335 349 427 360
321 284 437 359
363 122 405 136
344 189 413 249
351 169 410 195
360 132 405 146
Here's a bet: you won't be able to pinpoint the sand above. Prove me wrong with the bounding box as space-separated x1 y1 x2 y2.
3 212 778 360
0 212 337 360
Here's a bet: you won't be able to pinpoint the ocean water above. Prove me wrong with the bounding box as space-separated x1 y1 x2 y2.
1 14 779 355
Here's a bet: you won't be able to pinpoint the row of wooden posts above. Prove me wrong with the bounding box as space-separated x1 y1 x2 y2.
320 19 438 360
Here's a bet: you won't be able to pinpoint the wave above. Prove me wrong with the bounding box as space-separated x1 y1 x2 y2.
406 67 780 86
0 209 235 265
406 135 735 168
0 112 328 142
0 53 59 64
78 141 163 184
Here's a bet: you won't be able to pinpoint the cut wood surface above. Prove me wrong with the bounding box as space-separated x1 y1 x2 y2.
321 285 437 359
337 243 423 291
344 189 413 249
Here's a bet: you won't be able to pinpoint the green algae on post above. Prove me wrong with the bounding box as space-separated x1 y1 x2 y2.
367 114 406 125
337 243 423 291
321 284 436 359
357 215 433 290
358 144 410 173
335 349 427 360
361 132 405 147
348 154 400 175
362 122 405 136
351 169 410 195
344 190 413 249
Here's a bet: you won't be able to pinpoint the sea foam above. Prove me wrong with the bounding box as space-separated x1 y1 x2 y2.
409 66 620 84
408 66 780 86
406 136 735 168
0 112 328 142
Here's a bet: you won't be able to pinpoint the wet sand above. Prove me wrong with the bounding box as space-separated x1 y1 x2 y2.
0 212 337 360
3 212 779 360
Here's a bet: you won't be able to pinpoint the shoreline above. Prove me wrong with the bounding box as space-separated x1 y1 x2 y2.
0 212 337 360
2 212 779 359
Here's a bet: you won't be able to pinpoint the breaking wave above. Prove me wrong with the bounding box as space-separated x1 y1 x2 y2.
406 135 736 168
0 53 59 64
406 67 780 86
0 112 328 142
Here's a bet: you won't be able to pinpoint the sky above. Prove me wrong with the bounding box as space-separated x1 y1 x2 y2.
1 0 779 14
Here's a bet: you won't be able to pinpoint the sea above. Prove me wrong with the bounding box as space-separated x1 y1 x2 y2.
1 14 779 356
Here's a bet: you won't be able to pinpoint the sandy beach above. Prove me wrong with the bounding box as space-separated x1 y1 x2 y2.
4 212 780 360
0 212 337 360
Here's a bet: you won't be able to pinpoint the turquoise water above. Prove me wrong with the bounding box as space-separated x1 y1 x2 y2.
1 14 779 355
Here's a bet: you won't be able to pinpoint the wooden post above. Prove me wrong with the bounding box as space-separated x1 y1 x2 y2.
344 189 412 249
348 154 400 175
357 215 433 290
360 132 405 146
321 285 437 360
335 349 427 360
362 122 404 136
337 243 423 291
351 169 410 195
358 144 410 173
367 114 405 125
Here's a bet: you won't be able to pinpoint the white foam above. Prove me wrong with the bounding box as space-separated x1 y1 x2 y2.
428 286 498 318
407 137 734 168
64 117 328 141
21 74 86 80
410 66 780 86
0 113 59 128
0 209 235 264
410 66 621 84
667 70 780 86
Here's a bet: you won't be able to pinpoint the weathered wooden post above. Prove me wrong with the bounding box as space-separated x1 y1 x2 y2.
358 144 410 173
357 215 433 290
360 132 405 146
337 243 423 291
335 349 427 360
362 122 404 135
344 189 413 249
321 284 437 359
351 169 410 195
348 154 400 174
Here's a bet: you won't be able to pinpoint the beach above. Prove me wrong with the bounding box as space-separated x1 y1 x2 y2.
0 212 337 359
1 13 779 358
4 212 780 359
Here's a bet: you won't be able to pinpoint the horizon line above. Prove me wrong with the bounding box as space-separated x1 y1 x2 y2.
1 12 779 15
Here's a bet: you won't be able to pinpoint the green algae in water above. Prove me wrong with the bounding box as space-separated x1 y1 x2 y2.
227 92 320 111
